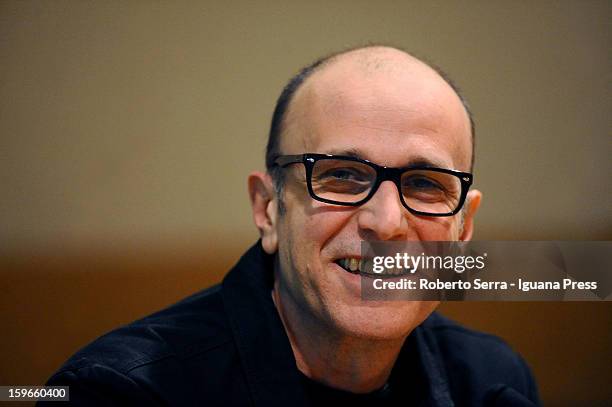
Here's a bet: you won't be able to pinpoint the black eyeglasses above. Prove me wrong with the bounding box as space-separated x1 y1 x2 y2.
273 153 473 217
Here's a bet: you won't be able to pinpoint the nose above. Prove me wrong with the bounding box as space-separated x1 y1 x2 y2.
357 180 409 240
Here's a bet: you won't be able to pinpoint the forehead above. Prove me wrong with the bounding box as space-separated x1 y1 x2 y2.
282 53 472 171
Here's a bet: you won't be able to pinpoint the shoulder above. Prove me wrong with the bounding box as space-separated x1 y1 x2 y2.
44 284 243 405
421 312 540 405
423 312 525 367
56 284 231 374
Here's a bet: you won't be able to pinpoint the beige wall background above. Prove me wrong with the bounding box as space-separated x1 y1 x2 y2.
2 1 610 251
1 1 611 405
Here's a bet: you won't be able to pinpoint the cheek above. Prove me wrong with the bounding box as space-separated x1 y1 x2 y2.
412 216 461 240
276 209 353 304
304 211 344 243
278 207 355 294
277 208 329 279
284 196 354 250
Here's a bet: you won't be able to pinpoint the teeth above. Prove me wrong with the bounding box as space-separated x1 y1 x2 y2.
338 258 363 273
337 257 409 276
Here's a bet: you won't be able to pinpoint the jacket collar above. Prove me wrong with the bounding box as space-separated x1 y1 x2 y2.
221 241 453 406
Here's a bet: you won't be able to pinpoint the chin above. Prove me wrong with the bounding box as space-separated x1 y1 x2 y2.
328 300 439 340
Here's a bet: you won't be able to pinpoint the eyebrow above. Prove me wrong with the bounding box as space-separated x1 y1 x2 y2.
323 148 450 169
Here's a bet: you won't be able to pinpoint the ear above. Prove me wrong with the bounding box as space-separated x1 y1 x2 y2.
248 171 279 254
459 189 482 241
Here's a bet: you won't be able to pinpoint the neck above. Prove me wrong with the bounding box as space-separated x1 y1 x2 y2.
271 283 407 394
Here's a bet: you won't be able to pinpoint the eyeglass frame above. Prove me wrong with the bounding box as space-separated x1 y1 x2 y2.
272 153 473 217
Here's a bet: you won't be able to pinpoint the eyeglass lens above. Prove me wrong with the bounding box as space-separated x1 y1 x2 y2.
310 158 462 214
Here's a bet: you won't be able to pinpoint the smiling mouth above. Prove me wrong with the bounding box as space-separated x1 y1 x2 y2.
334 258 410 279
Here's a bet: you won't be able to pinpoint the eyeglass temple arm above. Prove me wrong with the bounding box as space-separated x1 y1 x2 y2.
273 154 305 167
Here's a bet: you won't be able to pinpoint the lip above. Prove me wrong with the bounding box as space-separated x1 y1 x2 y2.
331 261 362 291
331 261 414 301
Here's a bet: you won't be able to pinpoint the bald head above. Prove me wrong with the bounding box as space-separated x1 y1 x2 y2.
266 45 475 181
313 46 436 78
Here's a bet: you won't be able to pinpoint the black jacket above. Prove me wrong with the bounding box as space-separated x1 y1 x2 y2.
42 241 540 406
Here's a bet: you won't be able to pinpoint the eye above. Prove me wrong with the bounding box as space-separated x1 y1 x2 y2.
321 168 370 182
403 176 444 191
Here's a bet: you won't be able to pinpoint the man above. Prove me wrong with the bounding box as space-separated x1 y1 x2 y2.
42 46 540 406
